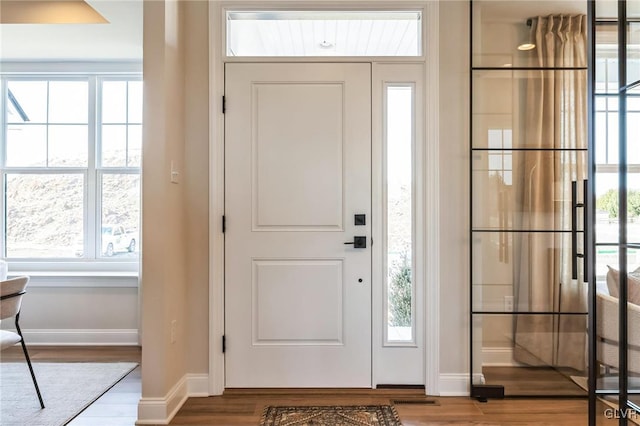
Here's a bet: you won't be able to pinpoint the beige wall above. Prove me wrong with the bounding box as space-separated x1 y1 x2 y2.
141 0 210 399
141 0 188 397
438 0 470 377
140 0 476 400
183 0 210 375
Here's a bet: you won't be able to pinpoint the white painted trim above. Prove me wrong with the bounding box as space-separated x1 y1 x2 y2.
14 329 139 346
438 373 485 397
137 374 184 425
438 373 482 397
209 1 226 396
438 373 468 396
0 61 142 74
9 274 139 288
137 373 210 424
372 64 425 386
481 347 526 367
187 374 211 396
424 0 440 397
208 0 441 394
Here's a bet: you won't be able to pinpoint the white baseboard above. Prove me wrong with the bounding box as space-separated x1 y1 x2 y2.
15 329 139 345
439 373 469 396
481 347 526 367
186 373 209 396
438 373 485 396
137 373 210 425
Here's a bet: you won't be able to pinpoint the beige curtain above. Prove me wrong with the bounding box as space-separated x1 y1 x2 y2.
513 14 588 370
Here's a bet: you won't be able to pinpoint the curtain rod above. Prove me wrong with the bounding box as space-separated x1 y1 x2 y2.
528 14 596 26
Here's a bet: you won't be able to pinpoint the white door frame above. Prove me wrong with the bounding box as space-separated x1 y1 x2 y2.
208 0 440 395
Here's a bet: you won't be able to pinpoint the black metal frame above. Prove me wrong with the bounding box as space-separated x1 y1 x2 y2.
1 290 45 409
469 0 591 401
588 1 637 424
587 0 597 424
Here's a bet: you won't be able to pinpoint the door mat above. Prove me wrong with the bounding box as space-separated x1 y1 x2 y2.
260 405 402 425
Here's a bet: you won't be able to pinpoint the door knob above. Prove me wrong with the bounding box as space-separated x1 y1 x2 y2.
344 236 367 248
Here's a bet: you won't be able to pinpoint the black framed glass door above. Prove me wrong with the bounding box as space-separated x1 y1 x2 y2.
470 0 590 399
591 1 640 424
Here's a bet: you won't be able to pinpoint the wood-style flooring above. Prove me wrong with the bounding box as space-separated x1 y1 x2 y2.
0 346 626 425
170 389 616 425
483 366 587 396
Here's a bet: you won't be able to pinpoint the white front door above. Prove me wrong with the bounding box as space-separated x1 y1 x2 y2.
224 63 372 388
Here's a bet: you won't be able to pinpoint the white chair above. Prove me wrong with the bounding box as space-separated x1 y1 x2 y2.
0 276 44 408
596 292 640 375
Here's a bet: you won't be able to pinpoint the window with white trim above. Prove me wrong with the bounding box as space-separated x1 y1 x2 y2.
1 75 142 265
384 84 415 343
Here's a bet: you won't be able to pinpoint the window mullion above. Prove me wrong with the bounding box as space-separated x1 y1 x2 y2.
0 78 6 168
0 78 5 258
87 76 98 259
125 82 130 167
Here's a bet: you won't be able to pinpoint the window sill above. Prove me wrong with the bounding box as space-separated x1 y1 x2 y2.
4 261 139 287
7 272 139 288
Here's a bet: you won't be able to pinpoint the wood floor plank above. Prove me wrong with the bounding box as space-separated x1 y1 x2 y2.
1 347 631 425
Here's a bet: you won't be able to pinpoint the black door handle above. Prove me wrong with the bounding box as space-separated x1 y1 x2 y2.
344 236 367 248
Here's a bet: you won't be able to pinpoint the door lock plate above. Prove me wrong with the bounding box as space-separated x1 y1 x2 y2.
353 236 366 248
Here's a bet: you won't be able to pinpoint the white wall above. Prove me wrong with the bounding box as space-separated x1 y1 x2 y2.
0 278 139 345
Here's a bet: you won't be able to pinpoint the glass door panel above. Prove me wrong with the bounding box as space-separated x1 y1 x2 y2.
472 231 587 312
472 313 587 396
471 0 589 399
472 0 587 69
592 1 640 423
472 151 587 231
472 70 588 149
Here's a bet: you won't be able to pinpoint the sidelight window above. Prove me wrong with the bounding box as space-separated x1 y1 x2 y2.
384 84 415 344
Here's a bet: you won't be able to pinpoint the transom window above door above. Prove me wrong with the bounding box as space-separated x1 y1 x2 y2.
226 10 422 57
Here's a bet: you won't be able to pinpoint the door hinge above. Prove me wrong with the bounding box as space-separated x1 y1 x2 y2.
222 95 226 114
222 215 226 233
222 335 226 353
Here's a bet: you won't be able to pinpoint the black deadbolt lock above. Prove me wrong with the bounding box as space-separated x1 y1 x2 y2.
354 214 366 226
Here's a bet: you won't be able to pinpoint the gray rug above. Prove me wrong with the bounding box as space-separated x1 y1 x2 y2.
0 362 138 426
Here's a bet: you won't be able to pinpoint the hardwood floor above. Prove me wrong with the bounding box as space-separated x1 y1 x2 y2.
1 345 141 363
0 347 627 425
482 366 587 396
170 389 620 425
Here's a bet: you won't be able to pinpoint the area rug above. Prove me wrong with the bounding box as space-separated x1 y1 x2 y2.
260 405 402 426
0 362 137 426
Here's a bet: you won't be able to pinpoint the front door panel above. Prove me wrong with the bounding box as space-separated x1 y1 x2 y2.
224 63 372 387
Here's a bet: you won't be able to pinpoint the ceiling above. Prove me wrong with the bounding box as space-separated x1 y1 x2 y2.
0 0 632 63
227 11 421 57
0 0 142 61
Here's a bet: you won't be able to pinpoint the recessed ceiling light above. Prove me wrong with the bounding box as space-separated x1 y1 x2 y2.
502 63 513 67
319 40 334 49
517 43 536 51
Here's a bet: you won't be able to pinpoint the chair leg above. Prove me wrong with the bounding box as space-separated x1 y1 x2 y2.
16 313 45 409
